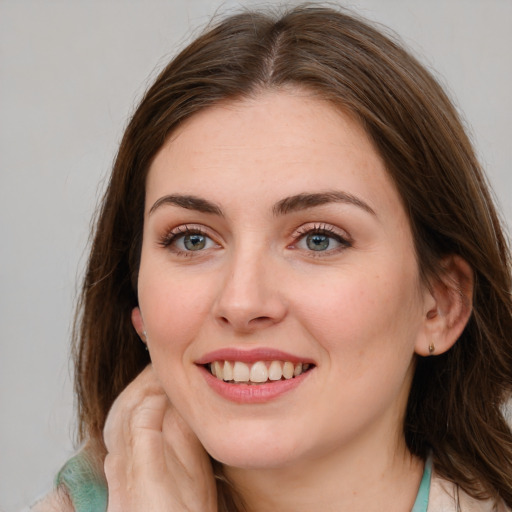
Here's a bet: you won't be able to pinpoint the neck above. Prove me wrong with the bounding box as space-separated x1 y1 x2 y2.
223 431 423 512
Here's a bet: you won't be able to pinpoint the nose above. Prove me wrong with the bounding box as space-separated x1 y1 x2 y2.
212 249 287 333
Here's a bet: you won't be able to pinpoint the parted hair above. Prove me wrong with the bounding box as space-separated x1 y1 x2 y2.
73 5 512 509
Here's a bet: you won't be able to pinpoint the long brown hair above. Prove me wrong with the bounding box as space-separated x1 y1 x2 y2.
73 4 512 508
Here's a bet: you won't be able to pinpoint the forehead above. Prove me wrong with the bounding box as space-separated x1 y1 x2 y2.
146 90 403 219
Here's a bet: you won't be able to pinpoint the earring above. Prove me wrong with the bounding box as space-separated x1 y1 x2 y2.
428 342 435 355
142 331 148 351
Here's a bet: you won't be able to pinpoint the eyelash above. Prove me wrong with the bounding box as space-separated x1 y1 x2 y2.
291 223 352 256
157 225 217 257
158 223 352 257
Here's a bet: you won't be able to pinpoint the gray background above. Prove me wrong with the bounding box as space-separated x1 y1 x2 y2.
1 1 510 510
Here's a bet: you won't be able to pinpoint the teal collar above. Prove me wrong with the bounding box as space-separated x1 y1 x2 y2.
412 456 432 512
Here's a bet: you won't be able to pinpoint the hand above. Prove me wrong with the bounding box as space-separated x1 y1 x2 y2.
103 365 217 512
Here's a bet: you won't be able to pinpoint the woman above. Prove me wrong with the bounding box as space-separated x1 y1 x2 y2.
32 5 512 511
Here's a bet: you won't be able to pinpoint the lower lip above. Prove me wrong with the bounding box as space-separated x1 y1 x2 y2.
198 365 313 403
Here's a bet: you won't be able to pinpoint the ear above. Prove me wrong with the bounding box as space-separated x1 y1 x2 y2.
415 255 473 357
131 307 146 341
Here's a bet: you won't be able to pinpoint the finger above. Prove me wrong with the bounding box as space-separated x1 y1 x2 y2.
128 392 171 480
104 365 166 454
104 452 125 512
103 365 217 511
162 406 213 482
104 365 169 507
104 366 171 511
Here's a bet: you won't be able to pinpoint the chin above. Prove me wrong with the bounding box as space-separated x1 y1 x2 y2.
198 423 306 470
209 446 299 470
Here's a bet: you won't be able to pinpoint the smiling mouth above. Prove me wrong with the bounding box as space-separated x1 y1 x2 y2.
205 360 314 385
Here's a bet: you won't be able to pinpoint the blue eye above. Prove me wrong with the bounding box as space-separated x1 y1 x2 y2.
159 226 218 254
305 233 334 251
294 226 350 253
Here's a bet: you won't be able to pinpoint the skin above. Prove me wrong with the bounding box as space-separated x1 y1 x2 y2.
104 89 473 512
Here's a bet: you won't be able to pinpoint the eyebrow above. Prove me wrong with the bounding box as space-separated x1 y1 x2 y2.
273 191 376 216
149 194 223 216
149 190 375 217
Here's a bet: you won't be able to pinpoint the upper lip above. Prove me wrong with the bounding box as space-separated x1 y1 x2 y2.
195 348 316 365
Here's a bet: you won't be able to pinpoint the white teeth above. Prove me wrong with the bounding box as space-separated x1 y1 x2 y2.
223 360 233 381
210 360 312 383
268 360 283 381
233 361 250 382
250 361 268 383
283 361 294 380
213 361 223 380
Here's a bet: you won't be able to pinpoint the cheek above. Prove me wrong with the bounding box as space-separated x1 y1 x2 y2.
138 269 214 359
291 265 421 430
291 259 423 359
137 271 214 410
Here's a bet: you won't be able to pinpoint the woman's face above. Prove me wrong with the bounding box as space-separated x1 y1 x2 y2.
136 90 433 469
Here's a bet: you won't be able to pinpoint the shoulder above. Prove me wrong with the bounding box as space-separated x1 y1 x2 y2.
27 487 74 512
28 441 107 512
53 445 108 512
428 471 510 512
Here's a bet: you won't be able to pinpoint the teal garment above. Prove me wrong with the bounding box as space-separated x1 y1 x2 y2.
55 452 108 512
56 453 432 512
412 455 433 512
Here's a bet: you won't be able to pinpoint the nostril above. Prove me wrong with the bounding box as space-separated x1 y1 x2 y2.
217 314 273 330
250 316 272 324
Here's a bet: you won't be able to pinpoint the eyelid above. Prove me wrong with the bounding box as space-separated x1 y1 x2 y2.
289 222 353 254
156 221 351 256
291 222 352 242
157 223 221 251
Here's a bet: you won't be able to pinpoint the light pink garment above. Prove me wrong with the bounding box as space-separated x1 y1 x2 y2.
428 473 510 512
